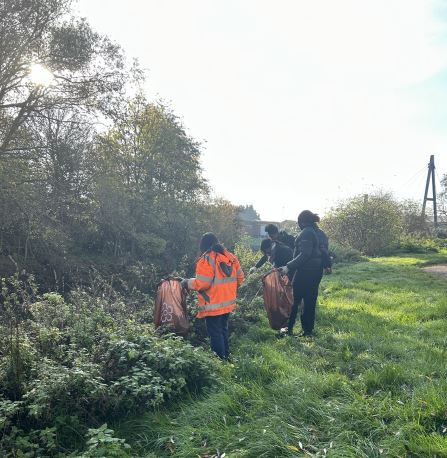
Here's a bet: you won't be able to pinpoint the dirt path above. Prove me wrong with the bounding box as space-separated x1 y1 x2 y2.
422 264 447 279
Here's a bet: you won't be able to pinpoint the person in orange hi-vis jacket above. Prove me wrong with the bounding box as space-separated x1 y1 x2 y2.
181 232 244 359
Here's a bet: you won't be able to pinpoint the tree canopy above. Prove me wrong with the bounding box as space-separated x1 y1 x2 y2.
0 0 242 291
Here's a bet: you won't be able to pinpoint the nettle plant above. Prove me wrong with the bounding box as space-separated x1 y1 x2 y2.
78 424 131 458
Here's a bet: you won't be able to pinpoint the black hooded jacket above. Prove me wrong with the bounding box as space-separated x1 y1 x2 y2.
286 224 322 273
255 241 293 269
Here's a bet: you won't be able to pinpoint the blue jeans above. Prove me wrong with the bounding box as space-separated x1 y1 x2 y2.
205 313 230 359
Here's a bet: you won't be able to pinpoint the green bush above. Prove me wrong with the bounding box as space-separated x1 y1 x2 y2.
24 358 108 421
330 241 366 264
321 193 404 256
395 234 441 253
0 275 217 457
101 335 216 412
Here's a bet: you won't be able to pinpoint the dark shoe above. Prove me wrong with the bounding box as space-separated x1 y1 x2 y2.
298 330 313 337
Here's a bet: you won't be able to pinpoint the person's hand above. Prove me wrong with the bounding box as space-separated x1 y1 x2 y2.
249 266 257 274
278 266 289 275
180 278 189 289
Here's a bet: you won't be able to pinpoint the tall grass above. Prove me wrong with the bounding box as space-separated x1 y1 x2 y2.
118 251 447 457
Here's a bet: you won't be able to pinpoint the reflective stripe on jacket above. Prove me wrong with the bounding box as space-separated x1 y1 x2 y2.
188 249 244 318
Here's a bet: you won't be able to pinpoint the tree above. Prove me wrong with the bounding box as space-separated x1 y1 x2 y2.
0 0 141 288
0 108 97 288
0 0 137 156
321 193 403 256
91 97 209 274
238 205 260 221
201 199 242 250
0 0 241 292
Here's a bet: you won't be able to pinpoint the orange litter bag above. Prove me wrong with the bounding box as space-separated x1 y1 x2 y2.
262 270 293 330
154 277 189 336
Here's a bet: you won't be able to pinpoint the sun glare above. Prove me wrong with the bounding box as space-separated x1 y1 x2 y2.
29 63 54 87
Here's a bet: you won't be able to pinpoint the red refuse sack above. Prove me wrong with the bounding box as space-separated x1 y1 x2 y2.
262 270 293 330
154 278 189 336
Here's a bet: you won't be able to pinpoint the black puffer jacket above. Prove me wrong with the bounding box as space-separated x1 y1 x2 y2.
254 241 293 269
286 225 322 273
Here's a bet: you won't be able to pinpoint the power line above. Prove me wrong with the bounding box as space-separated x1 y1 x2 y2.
395 165 427 194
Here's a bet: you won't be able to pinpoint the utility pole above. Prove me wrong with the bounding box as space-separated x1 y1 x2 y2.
421 155 438 227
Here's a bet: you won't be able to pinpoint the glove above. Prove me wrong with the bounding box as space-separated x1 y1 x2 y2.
249 266 257 274
278 266 289 275
180 278 189 289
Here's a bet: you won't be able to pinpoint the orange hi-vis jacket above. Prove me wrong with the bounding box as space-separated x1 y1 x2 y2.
187 249 245 318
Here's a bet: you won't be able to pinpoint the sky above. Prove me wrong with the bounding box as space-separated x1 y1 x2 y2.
76 0 447 221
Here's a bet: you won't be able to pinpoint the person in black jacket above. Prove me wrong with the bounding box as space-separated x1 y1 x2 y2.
249 224 295 273
258 238 293 270
279 210 323 337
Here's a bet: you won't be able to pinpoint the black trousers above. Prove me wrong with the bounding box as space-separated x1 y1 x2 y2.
288 268 323 334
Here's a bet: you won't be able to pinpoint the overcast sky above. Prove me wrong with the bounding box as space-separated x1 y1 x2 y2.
76 0 447 221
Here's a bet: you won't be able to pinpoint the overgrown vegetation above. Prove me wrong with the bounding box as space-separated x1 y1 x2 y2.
321 192 447 257
0 242 263 456
115 250 447 457
0 273 220 456
2 1 447 457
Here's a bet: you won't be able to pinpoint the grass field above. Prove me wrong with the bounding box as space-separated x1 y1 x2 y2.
118 252 447 457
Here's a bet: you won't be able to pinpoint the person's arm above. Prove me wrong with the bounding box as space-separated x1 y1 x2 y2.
254 254 268 269
320 246 332 268
187 257 214 291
